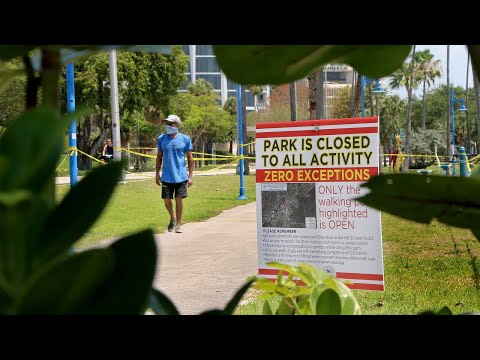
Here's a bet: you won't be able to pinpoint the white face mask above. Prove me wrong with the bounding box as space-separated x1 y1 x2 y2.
166 125 178 134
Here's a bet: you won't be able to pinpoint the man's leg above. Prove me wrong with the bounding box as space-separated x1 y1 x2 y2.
164 198 175 219
174 181 188 233
162 183 176 232
175 196 183 225
164 199 177 232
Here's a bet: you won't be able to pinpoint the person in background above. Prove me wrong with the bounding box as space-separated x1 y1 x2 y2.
102 139 114 163
155 115 193 233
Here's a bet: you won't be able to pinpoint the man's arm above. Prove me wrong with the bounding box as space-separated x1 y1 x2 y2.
187 150 194 187
102 145 107 157
155 150 163 186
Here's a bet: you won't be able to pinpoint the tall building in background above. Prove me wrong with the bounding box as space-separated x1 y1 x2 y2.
180 45 270 111
323 64 354 117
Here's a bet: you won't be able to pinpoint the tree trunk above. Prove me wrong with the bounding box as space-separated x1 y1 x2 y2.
405 45 416 171
447 45 451 157
350 70 356 116
368 84 374 116
316 70 324 119
23 55 40 109
473 69 480 149
40 49 61 111
289 82 297 121
383 144 388 167
422 80 426 130
308 73 317 119
351 72 362 117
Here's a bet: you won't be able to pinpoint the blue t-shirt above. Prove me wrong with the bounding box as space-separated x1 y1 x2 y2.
157 132 193 183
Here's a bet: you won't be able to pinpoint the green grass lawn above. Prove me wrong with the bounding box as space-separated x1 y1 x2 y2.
56 170 480 315
56 174 256 248
235 214 480 315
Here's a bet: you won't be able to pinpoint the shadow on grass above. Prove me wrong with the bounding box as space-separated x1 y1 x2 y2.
465 241 480 290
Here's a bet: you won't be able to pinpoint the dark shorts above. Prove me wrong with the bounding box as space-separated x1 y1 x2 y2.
161 180 188 199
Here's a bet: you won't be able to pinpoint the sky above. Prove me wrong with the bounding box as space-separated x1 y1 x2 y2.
384 45 472 98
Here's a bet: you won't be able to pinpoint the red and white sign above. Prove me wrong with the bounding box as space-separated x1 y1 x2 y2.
256 117 384 291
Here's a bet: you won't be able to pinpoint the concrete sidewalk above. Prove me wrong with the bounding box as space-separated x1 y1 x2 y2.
61 167 258 314
152 202 258 315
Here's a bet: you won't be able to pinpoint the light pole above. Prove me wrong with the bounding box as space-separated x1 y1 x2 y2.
450 88 468 176
66 63 78 186
372 81 385 167
372 81 385 116
237 83 247 200
361 76 384 117
135 111 140 170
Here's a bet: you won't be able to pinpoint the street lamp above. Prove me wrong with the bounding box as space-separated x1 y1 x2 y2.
450 88 468 176
361 76 384 117
371 80 385 167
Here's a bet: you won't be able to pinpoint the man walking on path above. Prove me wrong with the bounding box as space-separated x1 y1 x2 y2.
155 115 194 233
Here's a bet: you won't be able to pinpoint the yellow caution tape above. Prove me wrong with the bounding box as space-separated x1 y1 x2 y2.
76 148 107 164
121 148 157 159
68 146 78 157
56 153 69 171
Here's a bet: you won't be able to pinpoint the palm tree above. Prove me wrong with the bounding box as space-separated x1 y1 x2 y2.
404 45 417 171
289 83 297 120
389 46 419 170
308 73 317 119
416 50 442 130
246 85 264 124
246 85 263 113
308 69 326 119
381 95 406 167
351 72 362 117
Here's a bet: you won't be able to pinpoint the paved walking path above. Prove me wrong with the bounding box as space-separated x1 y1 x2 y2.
152 202 258 315
61 169 259 315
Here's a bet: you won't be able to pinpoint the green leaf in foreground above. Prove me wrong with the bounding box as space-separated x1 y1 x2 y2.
0 65 24 94
276 299 295 315
262 300 273 315
0 46 38 60
149 288 179 315
437 306 453 315
223 279 254 315
0 107 66 194
18 249 114 314
315 289 341 315
0 45 171 61
37 161 124 265
213 45 412 85
76 229 157 314
358 173 480 230
199 279 254 315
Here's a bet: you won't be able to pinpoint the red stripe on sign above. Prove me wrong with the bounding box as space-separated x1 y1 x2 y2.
256 117 378 129
346 283 384 291
256 127 378 138
256 167 378 183
336 272 384 281
258 268 289 276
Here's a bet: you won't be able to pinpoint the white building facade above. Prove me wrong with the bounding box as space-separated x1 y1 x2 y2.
180 45 270 111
